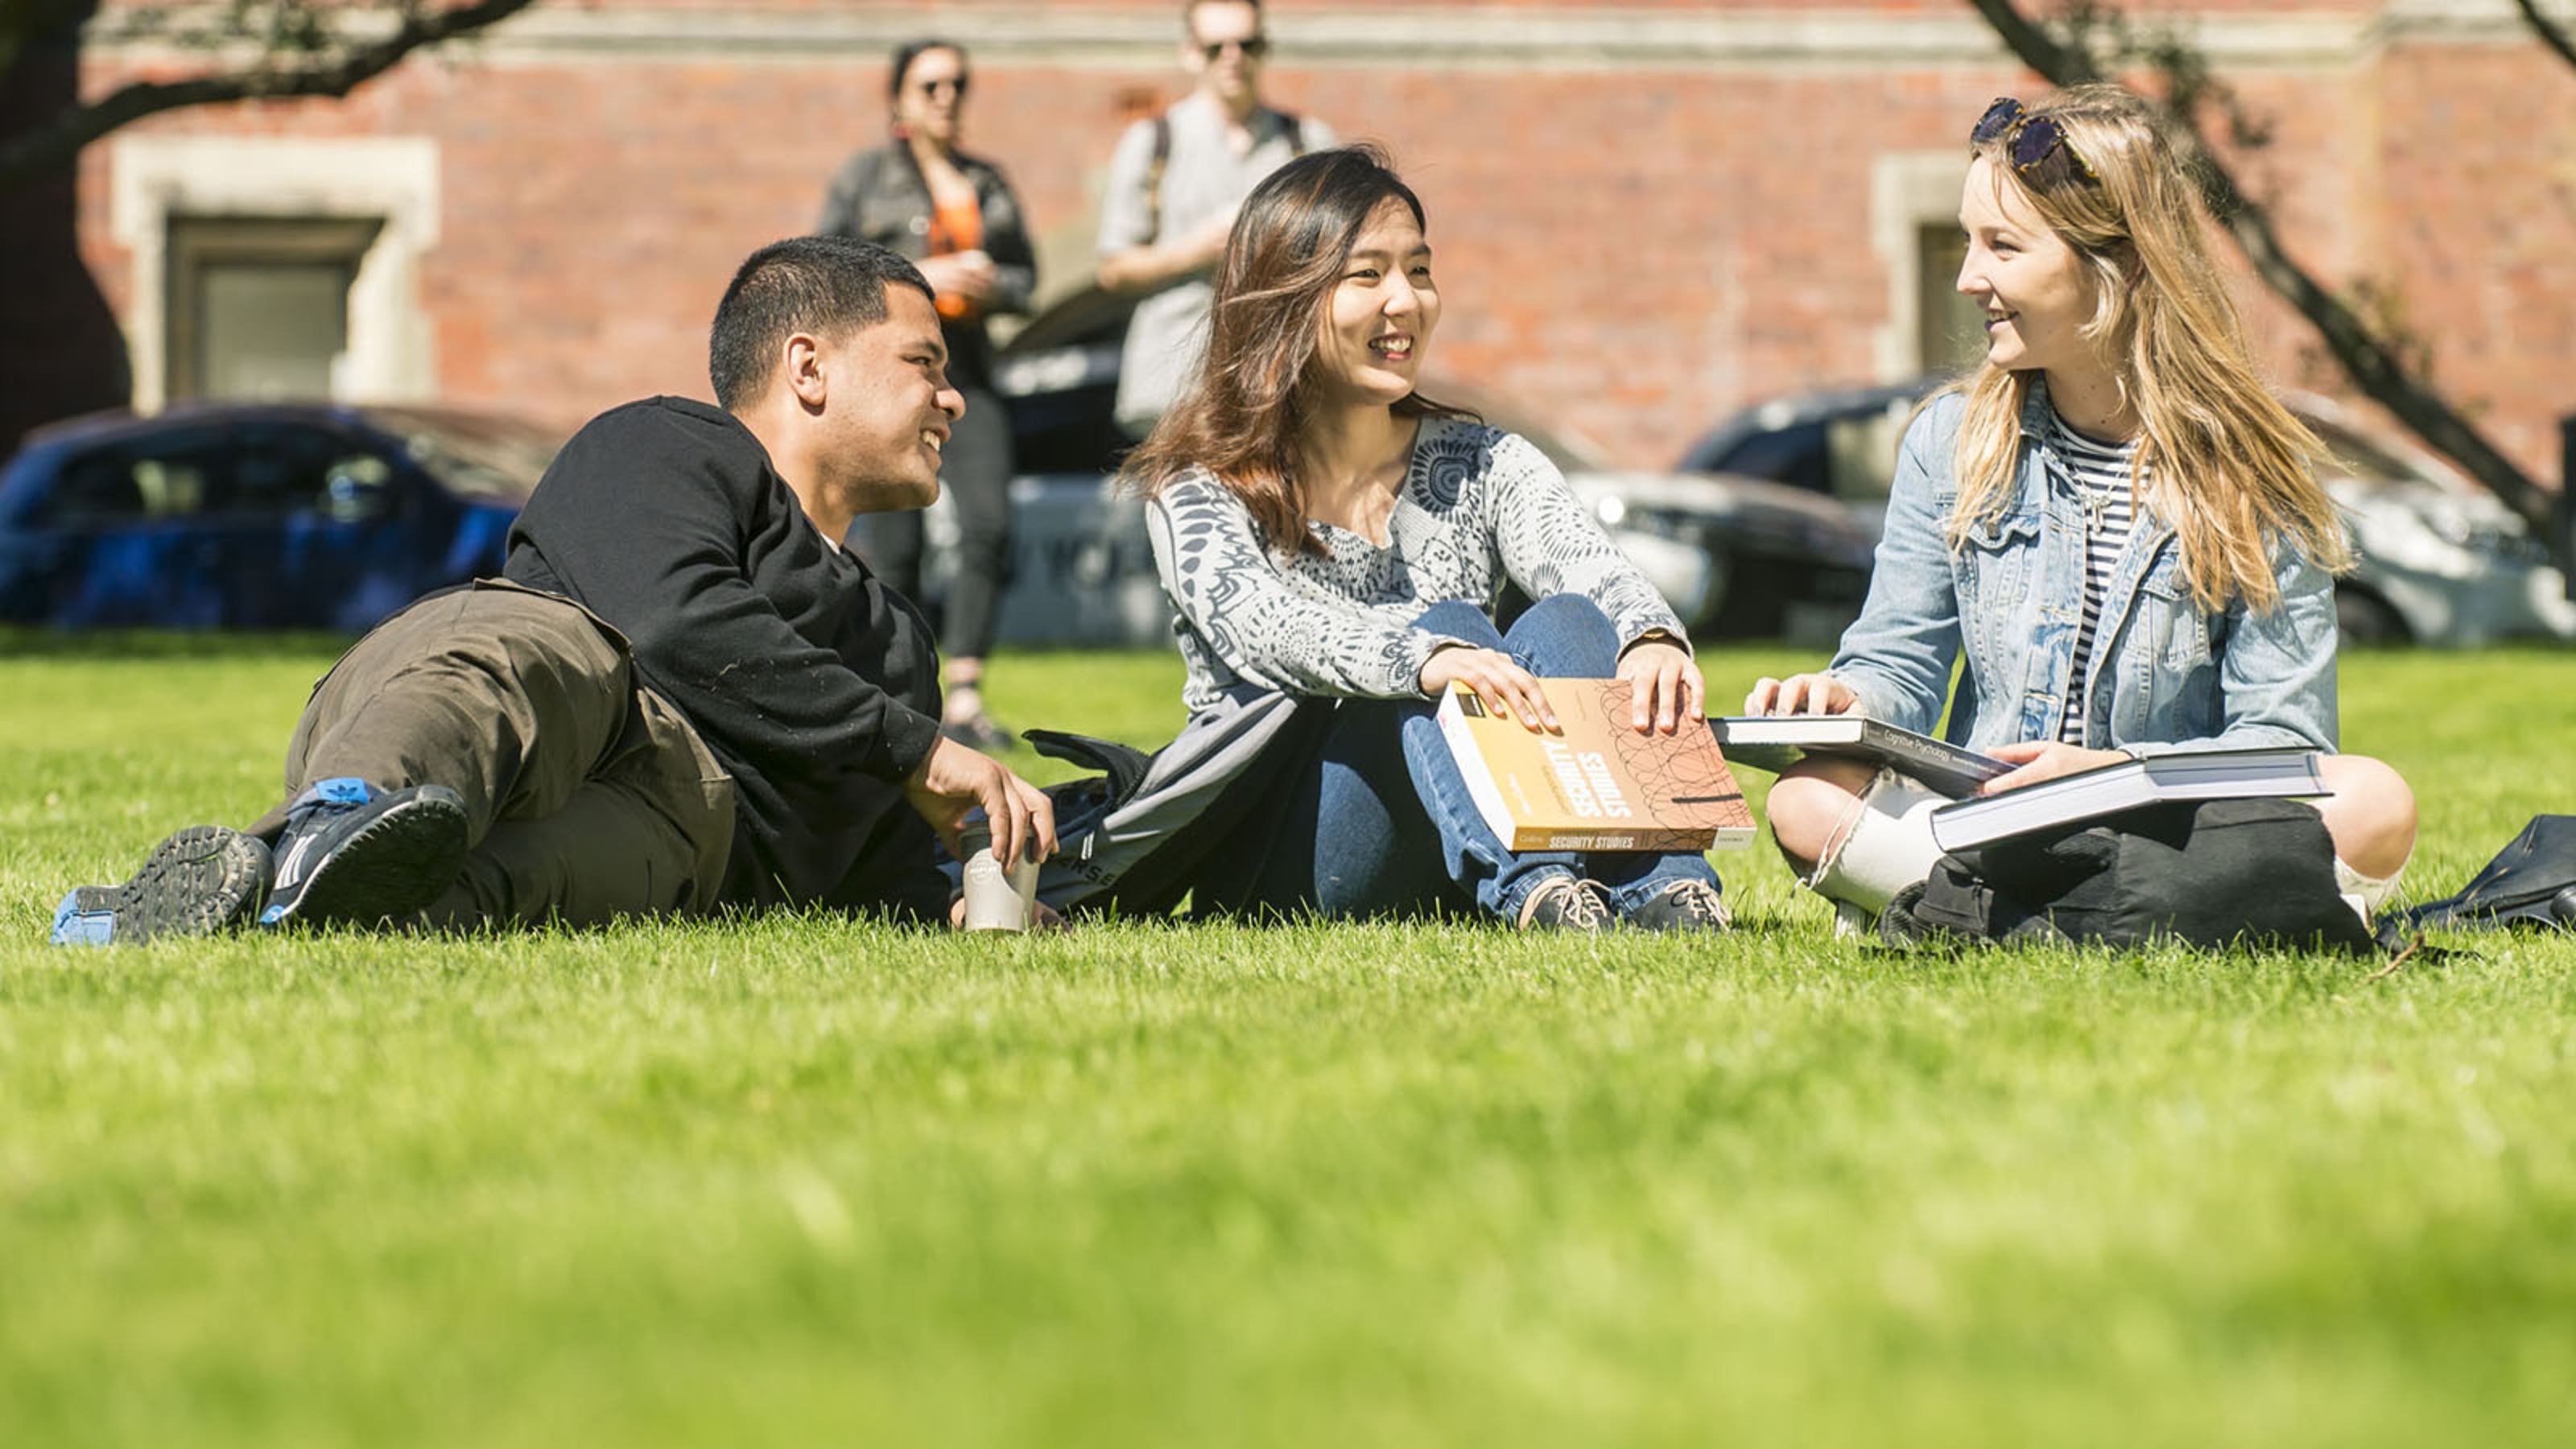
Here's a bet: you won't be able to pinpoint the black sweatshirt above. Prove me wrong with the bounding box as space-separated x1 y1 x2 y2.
504 396 947 914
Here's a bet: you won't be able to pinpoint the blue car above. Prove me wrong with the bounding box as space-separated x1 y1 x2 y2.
0 403 559 631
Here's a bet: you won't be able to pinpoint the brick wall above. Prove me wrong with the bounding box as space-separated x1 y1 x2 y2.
11 0 2572 485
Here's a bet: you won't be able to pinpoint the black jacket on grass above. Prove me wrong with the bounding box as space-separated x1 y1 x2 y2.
504 396 948 916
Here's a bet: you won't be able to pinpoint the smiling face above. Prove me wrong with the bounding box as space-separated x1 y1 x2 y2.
893 45 967 148
1955 155 2103 380
1307 197 1439 410
819 283 964 515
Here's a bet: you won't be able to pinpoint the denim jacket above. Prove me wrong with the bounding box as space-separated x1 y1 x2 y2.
1827 387 2339 758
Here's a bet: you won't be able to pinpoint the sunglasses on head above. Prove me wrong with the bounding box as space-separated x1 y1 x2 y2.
1971 97 2099 189
1199 35 1269 61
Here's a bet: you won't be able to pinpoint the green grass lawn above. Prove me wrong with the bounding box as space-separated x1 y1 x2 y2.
4 636 2574 1447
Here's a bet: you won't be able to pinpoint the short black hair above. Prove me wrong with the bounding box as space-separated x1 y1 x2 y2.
708 237 935 411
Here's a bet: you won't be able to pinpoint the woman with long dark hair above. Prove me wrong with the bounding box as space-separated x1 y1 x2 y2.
1122 146 1729 931
818 38 1034 751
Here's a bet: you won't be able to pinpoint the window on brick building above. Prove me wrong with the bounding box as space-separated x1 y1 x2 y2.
1914 223 1987 374
165 217 384 402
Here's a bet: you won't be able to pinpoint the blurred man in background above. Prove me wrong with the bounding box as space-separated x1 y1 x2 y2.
1096 0 1335 437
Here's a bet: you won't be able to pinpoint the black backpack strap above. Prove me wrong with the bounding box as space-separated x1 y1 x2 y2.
1143 112 1173 239
1020 728 1156 807
1277 109 1308 157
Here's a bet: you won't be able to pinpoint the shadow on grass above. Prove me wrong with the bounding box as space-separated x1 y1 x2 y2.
0 626 354 662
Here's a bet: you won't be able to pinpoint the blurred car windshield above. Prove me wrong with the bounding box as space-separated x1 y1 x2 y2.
2299 412 2438 488
1696 394 1918 501
369 408 559 502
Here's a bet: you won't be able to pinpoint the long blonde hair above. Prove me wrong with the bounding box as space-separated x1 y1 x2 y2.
1946 83 2351 612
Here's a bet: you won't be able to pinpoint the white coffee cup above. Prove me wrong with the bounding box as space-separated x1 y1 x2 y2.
958 821 1040 931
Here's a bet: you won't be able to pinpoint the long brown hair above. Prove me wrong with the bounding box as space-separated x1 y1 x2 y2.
1121 145 1471 557
1947 84 2351 612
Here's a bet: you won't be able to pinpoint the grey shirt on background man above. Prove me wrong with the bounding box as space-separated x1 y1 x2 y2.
1096 93 1335 435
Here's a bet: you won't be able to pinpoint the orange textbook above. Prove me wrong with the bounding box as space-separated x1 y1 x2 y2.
1435 679 1756 853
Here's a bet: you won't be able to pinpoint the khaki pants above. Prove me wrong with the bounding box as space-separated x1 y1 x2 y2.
251 582 735 929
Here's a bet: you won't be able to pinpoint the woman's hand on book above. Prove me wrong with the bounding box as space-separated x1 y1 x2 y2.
1743 673 1860 718
1615 640 1704 734
1422 646 1560 733
1979 740 2127 795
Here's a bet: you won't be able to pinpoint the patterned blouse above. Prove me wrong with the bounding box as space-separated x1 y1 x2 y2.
1146 415 1686 714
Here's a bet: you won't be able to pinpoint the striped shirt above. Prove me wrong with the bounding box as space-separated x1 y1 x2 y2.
2049 409 2143 743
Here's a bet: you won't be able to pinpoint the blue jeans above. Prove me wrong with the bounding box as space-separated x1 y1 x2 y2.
1238 595 1722 923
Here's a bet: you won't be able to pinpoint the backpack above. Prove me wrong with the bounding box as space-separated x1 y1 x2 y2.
1003 697 1337 919
1881 798 2377 955
2384 815 2576 936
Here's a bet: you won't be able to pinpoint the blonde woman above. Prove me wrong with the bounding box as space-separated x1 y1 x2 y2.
1747 85 2415 931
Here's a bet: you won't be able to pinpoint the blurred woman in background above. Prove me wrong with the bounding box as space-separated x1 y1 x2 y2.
819 38 1035 751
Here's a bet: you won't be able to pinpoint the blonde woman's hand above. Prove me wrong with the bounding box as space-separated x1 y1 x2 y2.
1615 639 1704 734
1742 672 1860 717
1421 646 1559 733
1979 741 2127 795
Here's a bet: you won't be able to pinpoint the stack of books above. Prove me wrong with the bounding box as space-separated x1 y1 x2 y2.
1714 714 2329 848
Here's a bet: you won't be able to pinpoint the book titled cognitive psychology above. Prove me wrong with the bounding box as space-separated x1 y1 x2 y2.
1927 747 2331 852
1438 679 1756 853
1714 714 2013 799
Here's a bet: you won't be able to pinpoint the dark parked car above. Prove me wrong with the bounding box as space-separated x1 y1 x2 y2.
0 403 559 632
890 289 1879 646
1678 378 2576 647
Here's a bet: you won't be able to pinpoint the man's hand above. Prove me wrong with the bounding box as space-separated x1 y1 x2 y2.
1175 208 1237 268
1979 741 2127 795
1616 638 1703 733
904 734 1058 868
1421 646 1558 733
1096 208 1239 295
1743 672 1861 717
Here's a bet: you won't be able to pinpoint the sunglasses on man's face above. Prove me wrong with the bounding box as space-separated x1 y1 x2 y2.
912 75 968 98
1199 35 1269 61
1971 97 2099 189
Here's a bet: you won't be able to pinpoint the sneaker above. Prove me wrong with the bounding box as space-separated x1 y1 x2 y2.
1877 882 1929 948
50 825 271 947
1517 875 1616 932
259 778 470 930
1626 879 1732 933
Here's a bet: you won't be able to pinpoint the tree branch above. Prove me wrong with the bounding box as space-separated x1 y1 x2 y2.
1964 0 2554 531
2517 0 2576 74
0 0 542 196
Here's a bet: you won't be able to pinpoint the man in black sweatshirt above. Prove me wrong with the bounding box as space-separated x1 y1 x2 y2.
52 237 1055 943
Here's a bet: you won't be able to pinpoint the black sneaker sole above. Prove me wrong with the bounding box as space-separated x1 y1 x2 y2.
266 787 469 928
75 826 270 943
1878 882 1930 948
